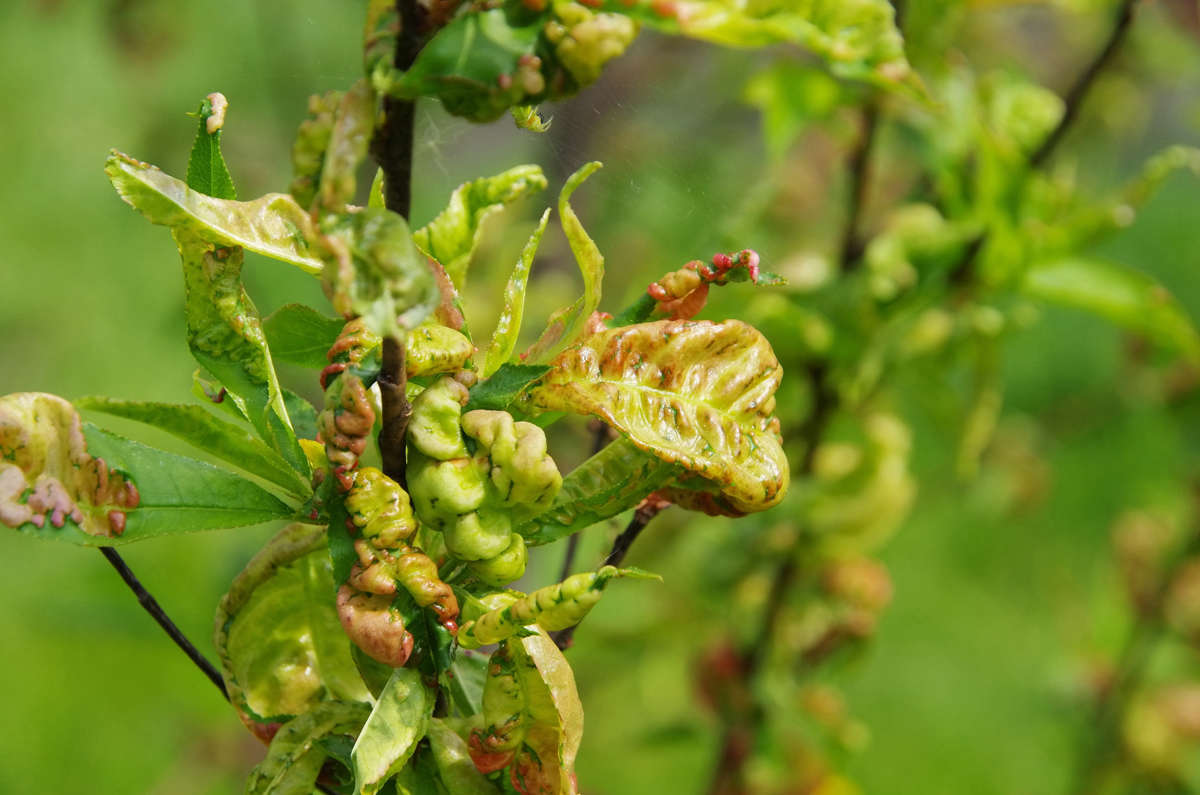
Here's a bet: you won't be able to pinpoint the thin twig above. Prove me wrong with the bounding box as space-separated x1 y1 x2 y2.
1030 0 1140 168
99 548 228 699
840 103 880 270
551 498 668 650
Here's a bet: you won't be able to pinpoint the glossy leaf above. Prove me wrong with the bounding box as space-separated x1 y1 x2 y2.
215 524 371 725
527 319 788 514
518 437 676 546
264 304 348 370
1022 257 1200 358
106 150 326 275
591 0 913 89
483 209 551 376
321 208 438 338
352 667 434 795
75 397 311 497
465 364 552 413
175 228 309 476
516 632 584 795
3 397 294 545
413 164 548 289
524 162 605 363
186 92 236 200
246 700 371 795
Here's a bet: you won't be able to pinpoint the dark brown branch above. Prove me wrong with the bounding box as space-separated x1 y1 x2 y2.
1030 0 1140 168
840 103 880 270
377 335 411 487
99 548 228 699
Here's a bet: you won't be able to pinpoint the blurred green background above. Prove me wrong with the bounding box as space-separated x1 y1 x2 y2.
4 0 1200 792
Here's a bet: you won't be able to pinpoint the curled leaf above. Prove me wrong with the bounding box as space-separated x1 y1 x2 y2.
483 209 551 377
413 164 549 289
527 319 788 514
428 718 501 794
246 700 371 795
214 524 371 727
106 150 325 275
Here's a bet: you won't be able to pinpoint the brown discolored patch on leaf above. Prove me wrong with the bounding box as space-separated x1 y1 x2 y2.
528 319 788 514
0 393 139 536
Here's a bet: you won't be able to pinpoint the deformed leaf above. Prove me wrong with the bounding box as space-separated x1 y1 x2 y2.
1022 257 1200 358
413 164 548 289
264 304 348 370
428 719 501 795
483 209 551 377
352 667 434 795
517 437 676 546
527 320 788 514
106 150 325 275
314 80 375 212
75 397 311 498
215 524 371 727
2 395 294 545
186 92 236 200
246 700 371 795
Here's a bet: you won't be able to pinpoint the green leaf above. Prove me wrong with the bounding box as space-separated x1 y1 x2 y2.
0 394 295 545
106 150 326 275
186 93 237 200
465 364 552 413
246 700 371 795
413 164 548 289
483 209 551 376
322 208 439 338
427 719 500 795
526 319 789 515
524 162 605 363
518 437 675 546
352 667 434 795
314 80 376 212
592 0 915 90
283 389 320 441
215 524 372 725
175 229 309 476
192 367 249 423
75 397 311 498
1022 257 1200 358
264 304 347 369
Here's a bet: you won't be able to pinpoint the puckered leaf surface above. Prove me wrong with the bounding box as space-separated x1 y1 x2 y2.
527 319 788 514
215 524 371 725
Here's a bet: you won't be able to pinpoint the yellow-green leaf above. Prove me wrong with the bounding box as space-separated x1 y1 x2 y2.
352 667 434 795
483 209 551 376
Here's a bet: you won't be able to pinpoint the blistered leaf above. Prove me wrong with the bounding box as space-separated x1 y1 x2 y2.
352 667 434 795
264 304 348 370
591 0 914 89
1022 257 1200 358
524 163 605 363
413 164 548 289
246 700 371 795
2 397 293 545
428 719 501 795
106 150 325 275
466 364 552 413
186 92 236 200
290 91 341 209
408 321 476 377
483 210 551 377
75 397 311 497
321 208 439 338
214 524 371 725
315 80 375 212
527 320 788 514
175 229 308 476
517 437 676 546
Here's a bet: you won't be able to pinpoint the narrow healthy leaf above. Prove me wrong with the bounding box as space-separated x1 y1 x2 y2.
465 364 552 413
483 209 551 376
246 700 371 795
215 524 372 727
264 304 348 369
518 437 675 546
524 162 605 363
352 667 434 795
1022 257 1200 358
427 719 501 795
76 397 311 497
527 319 789 515
413 164 548 289
283 389 320 442
106 150 326 275
1 395 294 546
186 92 236 200
175 229 309 476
